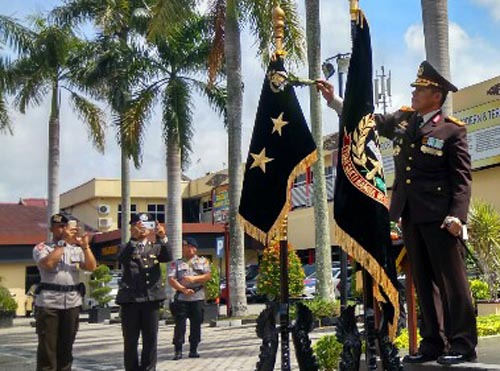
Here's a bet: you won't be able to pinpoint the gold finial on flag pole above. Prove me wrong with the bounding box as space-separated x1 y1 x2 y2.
272 4 286 54
350 0 360 20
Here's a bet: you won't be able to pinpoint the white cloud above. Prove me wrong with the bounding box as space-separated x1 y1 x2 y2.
473 0 500 22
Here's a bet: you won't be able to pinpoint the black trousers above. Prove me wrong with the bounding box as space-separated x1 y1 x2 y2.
121 301 161 371
402 219 477 356
172 300 204 351
36 306 80 371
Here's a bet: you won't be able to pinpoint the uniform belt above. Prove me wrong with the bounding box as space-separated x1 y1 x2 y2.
38 283 81 293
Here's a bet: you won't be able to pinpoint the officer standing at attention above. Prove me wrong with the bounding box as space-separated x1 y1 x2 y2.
33 213 97 371
317 61 476 365
116 213 172 371
168 237 211 360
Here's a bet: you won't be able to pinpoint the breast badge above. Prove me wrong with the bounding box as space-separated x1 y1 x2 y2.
421 136 444 156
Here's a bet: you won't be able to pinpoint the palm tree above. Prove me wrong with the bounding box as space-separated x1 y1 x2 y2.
0 15 106 223
304 0 334 299
123 15 226 260
421 0 453 115
51 0 156 243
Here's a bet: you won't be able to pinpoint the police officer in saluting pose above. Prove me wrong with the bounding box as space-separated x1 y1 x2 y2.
318 61 477 365
34 214 97 371
168 237 211 360
116 213 172 371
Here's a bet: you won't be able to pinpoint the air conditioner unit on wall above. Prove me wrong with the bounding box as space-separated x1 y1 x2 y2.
98 217 112 229
98 204 111 215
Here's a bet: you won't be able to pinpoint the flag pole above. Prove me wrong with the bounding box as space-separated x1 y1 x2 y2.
272 6 292 370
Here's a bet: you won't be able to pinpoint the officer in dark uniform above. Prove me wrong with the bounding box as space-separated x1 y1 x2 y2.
318 61 476 365
33 213 97 371
168 237 211 360
116 213 172 371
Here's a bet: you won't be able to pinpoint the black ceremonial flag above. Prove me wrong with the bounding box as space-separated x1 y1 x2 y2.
239 58 317 243
334 12 399 340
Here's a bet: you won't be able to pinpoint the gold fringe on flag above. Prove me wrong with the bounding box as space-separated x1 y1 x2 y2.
238 149 318 245
335 225 400 341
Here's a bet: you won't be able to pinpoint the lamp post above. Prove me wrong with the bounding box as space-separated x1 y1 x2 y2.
374 65 392 114
323 52 351 309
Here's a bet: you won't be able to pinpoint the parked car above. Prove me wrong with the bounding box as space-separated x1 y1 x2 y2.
107 274 120 312
303 266 352 298
219 264 265 303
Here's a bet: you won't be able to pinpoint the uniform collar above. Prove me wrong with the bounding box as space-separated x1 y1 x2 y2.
422 109 441 125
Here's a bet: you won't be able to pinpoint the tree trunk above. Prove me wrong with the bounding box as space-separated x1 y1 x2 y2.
225 0 247 317
305 0 334 299
120 124 131 244
421 0 453 115
47 80 60 238
167 134 182 261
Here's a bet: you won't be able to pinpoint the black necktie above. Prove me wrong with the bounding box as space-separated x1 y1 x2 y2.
413 116 423 137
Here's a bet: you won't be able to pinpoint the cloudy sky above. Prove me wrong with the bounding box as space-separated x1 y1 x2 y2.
0 0 499 202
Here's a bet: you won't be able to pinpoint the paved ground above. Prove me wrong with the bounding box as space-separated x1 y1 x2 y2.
1 304 500 370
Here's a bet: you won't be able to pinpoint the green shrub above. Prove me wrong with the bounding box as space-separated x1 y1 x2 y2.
303 298 340 321
205 262 220 302
257 240 304 300
470 279 490 301
89 265 112 307
313 334 343 371
393 328 422 350
477 315 500 336
0 286 17 316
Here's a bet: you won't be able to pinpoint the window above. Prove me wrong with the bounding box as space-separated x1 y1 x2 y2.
202 200 212 212
147 204 165 223
117 204 137 228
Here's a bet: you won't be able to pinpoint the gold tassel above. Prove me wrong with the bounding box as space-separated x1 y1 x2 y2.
335 225 400 341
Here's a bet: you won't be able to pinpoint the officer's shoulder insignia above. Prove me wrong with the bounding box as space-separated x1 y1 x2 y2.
169 261 176 269
399 105 415 112
445 116 465 126
35 242 46 251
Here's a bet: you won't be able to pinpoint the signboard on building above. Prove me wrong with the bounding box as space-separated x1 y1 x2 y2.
212 184 229 224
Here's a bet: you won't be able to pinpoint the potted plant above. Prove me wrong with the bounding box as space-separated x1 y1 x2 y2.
256 239 305 301
204 262 220 323
468 200 500 315
0 278 18 328
88 265 113 323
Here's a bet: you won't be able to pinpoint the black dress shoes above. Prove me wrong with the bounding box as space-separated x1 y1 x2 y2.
437 351 477 365
189 351 200 358
172 351 182 361
402 352 438 364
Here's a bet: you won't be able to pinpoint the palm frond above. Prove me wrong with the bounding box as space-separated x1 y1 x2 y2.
207 0 226 85
120 84 160 167
0 14 37 55
148 0 197 42
244 0 306 68
0 92 12 134
69 92 107 153
163 77 193 168
190 79 226 125
12 57 49 113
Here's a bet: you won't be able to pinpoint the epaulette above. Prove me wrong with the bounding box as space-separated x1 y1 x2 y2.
445 116 466 126
399 106 415 112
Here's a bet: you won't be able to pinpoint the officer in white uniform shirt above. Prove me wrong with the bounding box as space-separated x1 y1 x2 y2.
168 237 211 360
33 213 96 371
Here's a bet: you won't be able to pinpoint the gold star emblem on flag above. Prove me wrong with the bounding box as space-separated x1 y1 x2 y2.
250 148 274 173
271 112 289 136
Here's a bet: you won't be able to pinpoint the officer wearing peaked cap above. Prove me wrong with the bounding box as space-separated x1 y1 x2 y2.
33 213 97 371
318 60 476 365
168 237 211 360
117 213 172 371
